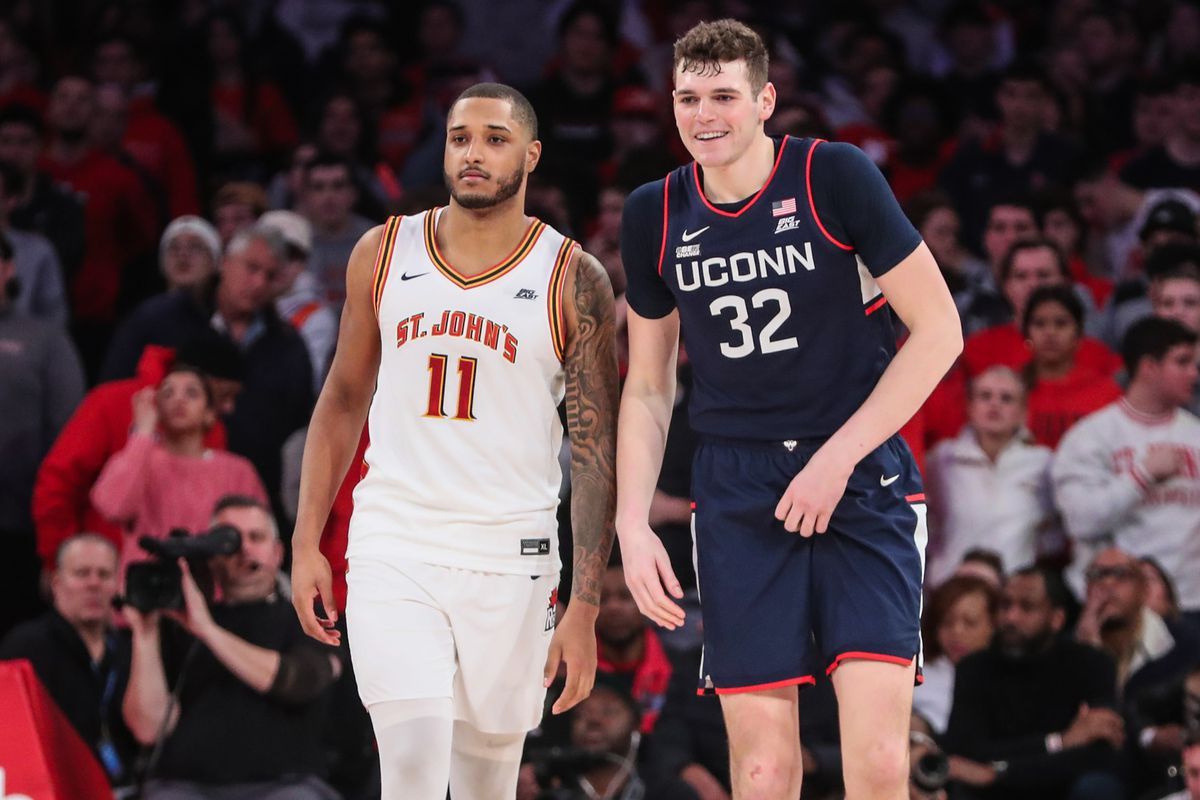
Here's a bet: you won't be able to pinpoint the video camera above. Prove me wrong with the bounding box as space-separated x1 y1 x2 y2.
522 746 620 800
122 525 241 613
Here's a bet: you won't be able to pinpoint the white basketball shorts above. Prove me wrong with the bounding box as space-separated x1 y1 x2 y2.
345 556 559 734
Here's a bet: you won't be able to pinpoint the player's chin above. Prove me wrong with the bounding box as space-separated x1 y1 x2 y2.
453 190 500 210
689 145 736 169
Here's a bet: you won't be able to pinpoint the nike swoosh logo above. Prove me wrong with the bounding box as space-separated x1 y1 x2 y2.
880 474 899 487
400 272 429 281
681 226 710 242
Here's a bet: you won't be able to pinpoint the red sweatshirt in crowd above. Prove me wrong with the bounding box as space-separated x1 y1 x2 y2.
962 324 1121 380
1027 365 1124 449
124 96 200 218
40 147 156 322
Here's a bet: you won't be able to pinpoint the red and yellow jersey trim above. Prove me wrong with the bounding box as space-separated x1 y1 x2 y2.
371 215 403 318
547 237 578 362
423 208 546 289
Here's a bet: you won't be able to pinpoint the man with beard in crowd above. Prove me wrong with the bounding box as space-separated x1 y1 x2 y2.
944 566 1125 799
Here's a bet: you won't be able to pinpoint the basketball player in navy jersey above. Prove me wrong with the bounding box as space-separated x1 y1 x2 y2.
289 83 619 799
617 21 962 800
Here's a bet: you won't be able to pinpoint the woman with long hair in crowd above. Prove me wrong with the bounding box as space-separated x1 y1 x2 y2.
914 575 1000 734
1022 285 1123 448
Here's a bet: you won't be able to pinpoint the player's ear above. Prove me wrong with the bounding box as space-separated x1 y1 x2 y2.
526 139 542 174
759 81 777 122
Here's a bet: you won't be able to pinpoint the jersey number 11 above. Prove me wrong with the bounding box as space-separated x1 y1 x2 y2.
425 353 478 421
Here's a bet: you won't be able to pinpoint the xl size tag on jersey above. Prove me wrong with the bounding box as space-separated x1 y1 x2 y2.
521 538 551 556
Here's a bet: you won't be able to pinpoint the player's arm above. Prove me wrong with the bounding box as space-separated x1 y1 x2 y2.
615 307 686 628
290 224 385 645
777 143 963 536
613 179 686 629
827 241 962 461
778 244 961 534
544 248 619 714
562 249 619 608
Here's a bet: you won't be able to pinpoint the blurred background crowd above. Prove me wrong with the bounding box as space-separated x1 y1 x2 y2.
3 0 1200 798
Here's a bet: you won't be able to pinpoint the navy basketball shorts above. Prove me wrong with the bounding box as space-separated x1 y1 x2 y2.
691 434 927 695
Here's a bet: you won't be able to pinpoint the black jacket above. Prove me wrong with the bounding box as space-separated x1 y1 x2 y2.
944 636 1121 800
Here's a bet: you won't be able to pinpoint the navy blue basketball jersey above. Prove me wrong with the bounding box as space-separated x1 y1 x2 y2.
622 136 923 441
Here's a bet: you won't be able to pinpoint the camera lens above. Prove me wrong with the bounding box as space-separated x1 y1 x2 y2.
912 750 950 791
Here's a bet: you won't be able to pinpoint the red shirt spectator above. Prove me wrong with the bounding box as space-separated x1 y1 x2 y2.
596 564 673 733
41 146 155 321
1022 285 1123 448
123 96 200 218
1027 364 1123 448
210 82 298 162
42 77 156 323
963 324 1121 380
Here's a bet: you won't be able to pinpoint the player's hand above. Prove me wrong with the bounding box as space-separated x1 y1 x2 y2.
615 523 685 629
775 450 854 537
544 603 597 714
291 546 341 646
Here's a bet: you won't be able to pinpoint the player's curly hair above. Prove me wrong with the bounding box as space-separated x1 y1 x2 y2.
673 19 769 95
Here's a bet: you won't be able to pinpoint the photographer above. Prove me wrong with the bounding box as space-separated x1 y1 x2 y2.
122 495 340 799
521 677 698 800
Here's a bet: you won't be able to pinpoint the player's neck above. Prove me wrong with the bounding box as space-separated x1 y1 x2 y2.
437 199 532 277
698 131 776 204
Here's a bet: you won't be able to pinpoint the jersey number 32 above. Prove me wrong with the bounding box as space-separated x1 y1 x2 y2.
709 288 799 359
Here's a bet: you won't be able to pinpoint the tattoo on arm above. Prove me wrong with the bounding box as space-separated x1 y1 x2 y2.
564 251 619 606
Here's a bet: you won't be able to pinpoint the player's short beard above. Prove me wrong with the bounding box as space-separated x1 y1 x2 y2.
445 162 525 210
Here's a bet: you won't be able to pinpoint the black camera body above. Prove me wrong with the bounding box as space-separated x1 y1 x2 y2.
123 525 241 613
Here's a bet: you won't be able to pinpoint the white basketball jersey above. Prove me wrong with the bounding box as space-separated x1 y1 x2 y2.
348 209 576 575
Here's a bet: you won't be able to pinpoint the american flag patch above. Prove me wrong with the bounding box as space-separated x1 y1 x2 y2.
772 197 797 217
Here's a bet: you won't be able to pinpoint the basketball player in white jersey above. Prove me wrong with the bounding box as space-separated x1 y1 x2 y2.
289 83 619 799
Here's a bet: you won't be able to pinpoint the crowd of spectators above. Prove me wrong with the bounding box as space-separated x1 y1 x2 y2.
2 0 1200 798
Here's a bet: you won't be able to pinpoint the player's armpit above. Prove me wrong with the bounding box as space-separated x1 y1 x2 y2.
562 249 619 607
